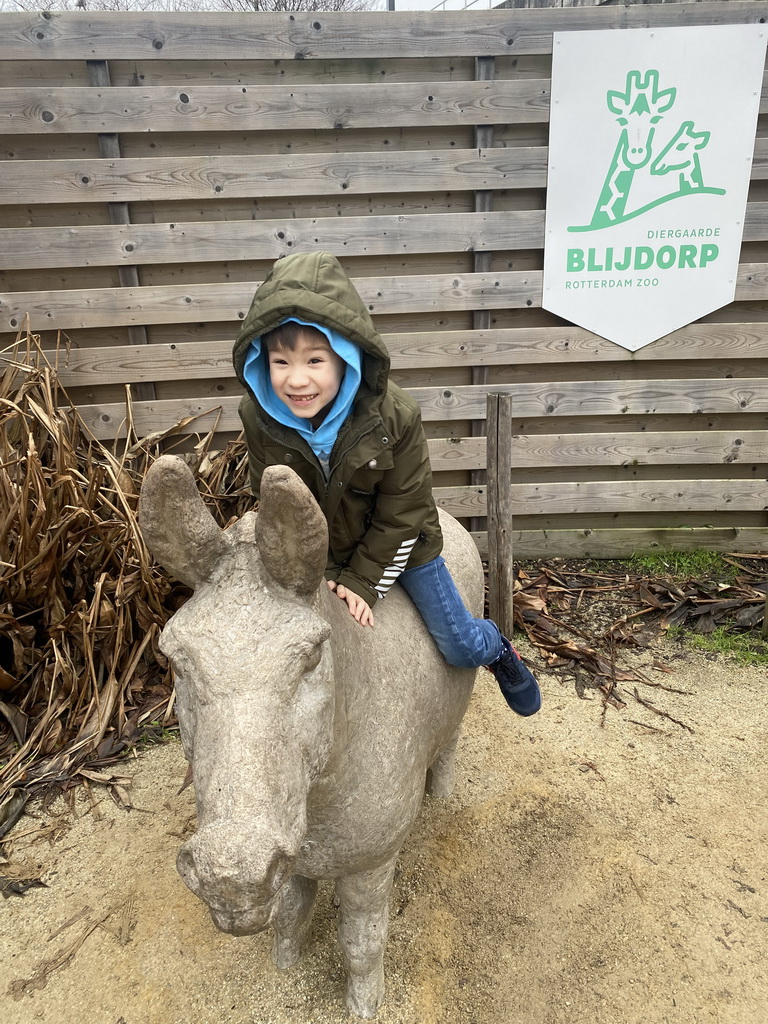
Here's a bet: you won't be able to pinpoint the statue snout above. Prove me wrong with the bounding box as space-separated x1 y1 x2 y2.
177 823 296 934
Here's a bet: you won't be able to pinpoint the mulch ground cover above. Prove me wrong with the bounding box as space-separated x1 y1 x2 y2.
511 554 767 727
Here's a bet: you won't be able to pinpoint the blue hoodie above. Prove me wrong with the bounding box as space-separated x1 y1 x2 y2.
242 318 362 472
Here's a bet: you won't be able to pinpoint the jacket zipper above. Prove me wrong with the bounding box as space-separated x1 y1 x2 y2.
257 410 383 501
258 418 322 466
327 420 382 490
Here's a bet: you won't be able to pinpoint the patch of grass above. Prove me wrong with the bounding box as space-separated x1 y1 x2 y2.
137 723 179 746
667 625 768 666
626 550 738 582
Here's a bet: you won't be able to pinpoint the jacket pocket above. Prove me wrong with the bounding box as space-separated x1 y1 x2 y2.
346 447 394 493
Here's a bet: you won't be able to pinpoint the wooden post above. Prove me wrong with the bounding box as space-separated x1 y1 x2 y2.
486 393 515 639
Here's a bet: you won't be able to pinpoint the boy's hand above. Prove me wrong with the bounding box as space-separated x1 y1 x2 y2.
326 580 374 628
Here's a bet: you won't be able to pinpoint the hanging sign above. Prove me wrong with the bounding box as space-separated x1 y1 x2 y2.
542 25 767 351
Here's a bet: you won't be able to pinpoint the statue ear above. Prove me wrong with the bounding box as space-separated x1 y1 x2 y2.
255 466 328 598
139 455 229 589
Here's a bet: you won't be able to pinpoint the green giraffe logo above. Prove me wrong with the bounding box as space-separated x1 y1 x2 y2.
568 69 725 233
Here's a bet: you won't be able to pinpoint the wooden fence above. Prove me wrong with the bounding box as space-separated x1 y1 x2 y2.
1 4 767 557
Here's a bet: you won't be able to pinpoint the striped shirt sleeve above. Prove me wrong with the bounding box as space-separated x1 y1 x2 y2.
373 536 419 599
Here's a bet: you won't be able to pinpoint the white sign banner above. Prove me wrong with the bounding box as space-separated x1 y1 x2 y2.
542 25 767 351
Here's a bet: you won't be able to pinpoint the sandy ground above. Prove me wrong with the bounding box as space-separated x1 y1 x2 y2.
1 636 766 1024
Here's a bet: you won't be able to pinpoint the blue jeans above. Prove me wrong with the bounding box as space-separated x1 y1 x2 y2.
399 556 504 668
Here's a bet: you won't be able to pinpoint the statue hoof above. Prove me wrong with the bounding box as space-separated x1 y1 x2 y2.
346 970 385 1019
271 934 305 970
425 762 455 800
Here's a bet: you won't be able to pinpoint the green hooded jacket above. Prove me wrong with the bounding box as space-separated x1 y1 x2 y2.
232 251 443 607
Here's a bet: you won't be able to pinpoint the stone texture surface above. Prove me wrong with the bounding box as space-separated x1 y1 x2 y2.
138 456 482 1017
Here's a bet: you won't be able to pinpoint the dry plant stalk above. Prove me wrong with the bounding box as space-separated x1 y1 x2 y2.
9 896 138 998
0 329 251 828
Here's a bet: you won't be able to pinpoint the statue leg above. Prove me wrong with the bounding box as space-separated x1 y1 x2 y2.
426 725 460 799
335 857 397 1018
272 873 318 969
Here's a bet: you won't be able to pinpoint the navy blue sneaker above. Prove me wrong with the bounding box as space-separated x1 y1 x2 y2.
487 637 541 716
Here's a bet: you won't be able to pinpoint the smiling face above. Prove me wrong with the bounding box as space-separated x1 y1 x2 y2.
267 329 346 428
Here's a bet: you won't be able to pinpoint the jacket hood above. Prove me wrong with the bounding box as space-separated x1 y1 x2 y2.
233 251 390 400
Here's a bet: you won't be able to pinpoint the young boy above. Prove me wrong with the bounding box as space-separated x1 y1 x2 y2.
233 251 540 716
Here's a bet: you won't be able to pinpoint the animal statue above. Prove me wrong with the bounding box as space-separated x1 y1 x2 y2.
138 454 483 1018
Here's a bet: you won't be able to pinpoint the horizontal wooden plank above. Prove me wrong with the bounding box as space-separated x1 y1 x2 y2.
4 135 767 205
52 340 236 386
742 201 768 243
42 322 768 388
4 125 476 162
470 526 768 559
64 374 768 440
0 55 477 89
8 201 768 272
0 7 763 61
0 210 546 271
0 147 547 205
430 430 768 472
509 430 768 469
384 321 768 367
0 271 541 332
72 395 238 440
434 479 768 517
410 377 768 420
1 79 551 135
5 264 768 333
737 262 768 296
427 437 487 473
118 56 483 88
8 70 768 137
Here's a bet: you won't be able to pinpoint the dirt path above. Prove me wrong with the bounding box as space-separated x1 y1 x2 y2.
2 638 766 1024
